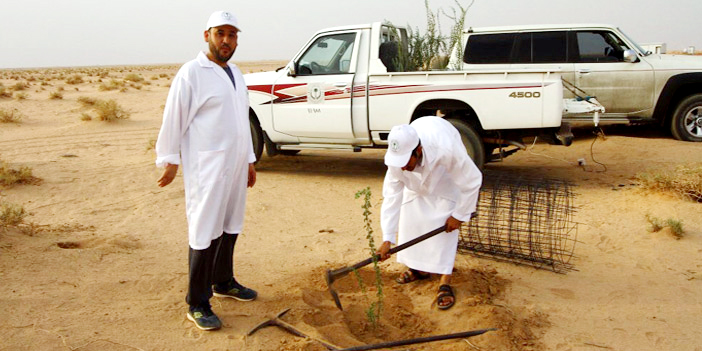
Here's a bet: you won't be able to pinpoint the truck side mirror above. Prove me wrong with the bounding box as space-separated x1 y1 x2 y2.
623 49 638 63
287 64 297 77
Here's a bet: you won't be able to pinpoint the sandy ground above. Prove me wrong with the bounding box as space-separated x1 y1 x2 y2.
1 63 701 351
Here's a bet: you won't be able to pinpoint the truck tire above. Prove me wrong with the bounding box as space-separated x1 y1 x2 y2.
446 119 485 169
671 94 702 142
249 113 264 163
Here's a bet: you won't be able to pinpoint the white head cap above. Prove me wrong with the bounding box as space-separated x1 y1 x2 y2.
384 124 419 168
206 11 241 31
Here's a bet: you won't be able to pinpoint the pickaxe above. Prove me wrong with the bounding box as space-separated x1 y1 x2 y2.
247 308 340 350
325 225 447 310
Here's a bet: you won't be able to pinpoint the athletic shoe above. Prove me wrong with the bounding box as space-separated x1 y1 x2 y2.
187 307 222 331
213 279 258 301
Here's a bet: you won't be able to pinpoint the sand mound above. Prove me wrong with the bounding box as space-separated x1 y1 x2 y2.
247 265 548 351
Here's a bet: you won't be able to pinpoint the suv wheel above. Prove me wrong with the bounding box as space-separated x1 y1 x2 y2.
671 94 702 142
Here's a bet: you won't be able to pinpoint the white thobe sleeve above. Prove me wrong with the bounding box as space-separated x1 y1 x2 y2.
447 151 482 221
155 75 192 168
380 168 405 244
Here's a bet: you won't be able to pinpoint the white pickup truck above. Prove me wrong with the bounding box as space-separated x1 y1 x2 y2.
244 22 598 168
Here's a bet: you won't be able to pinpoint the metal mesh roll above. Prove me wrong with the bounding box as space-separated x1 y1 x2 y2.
458 170 578 273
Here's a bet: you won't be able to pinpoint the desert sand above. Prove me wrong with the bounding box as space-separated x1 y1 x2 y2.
1 62 701 351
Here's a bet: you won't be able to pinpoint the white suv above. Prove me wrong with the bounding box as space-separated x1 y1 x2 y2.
454 24 702 142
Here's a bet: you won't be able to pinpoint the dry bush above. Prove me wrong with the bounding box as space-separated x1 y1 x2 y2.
636 164 702 202
646 214 685 239
0 161 36 186
0 202 26 228
98 79 125 91
77 98 130 121
77 96 97 106
0 107 23 123
12 81 29 91
65 74 84 85
49 90 63 99
13 92 28 100
124 73 144 82
0 86 12 98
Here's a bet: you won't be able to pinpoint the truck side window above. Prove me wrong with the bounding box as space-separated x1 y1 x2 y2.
513 31 568 63
463 33 515 64
297 33 356 75
575 31 629 63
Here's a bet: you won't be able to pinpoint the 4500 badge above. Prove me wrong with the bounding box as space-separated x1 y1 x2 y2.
509 91 541 98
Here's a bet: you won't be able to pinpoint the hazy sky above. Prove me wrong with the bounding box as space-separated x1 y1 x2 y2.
1 0 700 69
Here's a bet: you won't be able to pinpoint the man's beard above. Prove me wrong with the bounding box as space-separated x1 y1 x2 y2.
209 41 234 63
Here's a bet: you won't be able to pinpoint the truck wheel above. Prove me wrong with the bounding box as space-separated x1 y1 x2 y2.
249 113 264 163
447 119 485 169
671 94 702 142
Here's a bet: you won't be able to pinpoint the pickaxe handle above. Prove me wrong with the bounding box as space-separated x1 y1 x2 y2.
329 225 447 280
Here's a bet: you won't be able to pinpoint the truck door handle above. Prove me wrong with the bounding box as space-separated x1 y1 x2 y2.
333 82 348 88
577 69 591 74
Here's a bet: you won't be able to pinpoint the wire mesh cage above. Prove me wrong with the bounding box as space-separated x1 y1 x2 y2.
458 170 578 273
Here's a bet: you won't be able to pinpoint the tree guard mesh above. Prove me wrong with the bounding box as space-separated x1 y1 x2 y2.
458 170 578 273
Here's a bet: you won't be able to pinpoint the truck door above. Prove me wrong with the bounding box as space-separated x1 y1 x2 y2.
272 31 359 139
572 30 654 115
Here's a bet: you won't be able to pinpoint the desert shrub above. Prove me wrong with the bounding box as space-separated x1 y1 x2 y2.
0 86 11 98
385 0 471 71
49 90 63 99
65 74 84 85
14 92 28 100
646 214 685 239
93 99 130 121
77 96 97 106
636 164 702 202
80 112 93 121
98 79 125 91
0 107 23 123
0 202 26 228
124 73 144 82
0 161 35 186
12 81 29 91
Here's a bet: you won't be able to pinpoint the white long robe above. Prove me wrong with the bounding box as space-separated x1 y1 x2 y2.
380 117 482 274
155 51 255 250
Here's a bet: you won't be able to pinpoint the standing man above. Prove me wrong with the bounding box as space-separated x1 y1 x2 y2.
377 116 482 310
156 11 257 331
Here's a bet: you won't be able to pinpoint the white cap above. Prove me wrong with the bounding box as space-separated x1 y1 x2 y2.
206 11 241 31
384 124 419 167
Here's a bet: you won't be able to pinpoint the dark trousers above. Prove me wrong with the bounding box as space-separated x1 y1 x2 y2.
186 233 238 309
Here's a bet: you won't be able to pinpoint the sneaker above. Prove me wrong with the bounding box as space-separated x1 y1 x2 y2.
187 307 222 331
213 279 258 301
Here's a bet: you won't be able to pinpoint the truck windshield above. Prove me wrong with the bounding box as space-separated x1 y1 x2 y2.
618 28 650 56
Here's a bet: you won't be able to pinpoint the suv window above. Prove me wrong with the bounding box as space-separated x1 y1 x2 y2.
575 31 630 62
514 31 568 63
464 33 515 64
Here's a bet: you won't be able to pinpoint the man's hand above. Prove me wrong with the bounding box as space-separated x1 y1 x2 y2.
158 163 178 187
376 241 392 261
445 216 463 232
247 163 256 188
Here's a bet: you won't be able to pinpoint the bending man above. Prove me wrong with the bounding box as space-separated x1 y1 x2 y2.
377 116 482 310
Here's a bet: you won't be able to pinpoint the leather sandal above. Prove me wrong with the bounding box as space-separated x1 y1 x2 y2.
437 284 455 310
396 268 431 284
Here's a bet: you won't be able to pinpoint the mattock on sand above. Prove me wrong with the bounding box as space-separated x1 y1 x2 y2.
247 308 341 350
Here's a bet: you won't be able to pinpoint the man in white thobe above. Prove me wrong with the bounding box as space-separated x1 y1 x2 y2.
155 11 256 331
377 116 482 310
